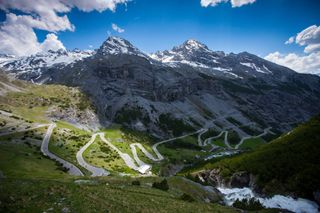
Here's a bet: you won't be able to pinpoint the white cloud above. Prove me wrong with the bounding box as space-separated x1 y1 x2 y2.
286 25 320 53
40 34 66 52
266 25 320 75
0 14 41 56
201 0 256 7
285 36 295 45
200 0 227 7
64 0 128 12
230 0 256 7
265 51 320 74
112 23 125 33
0 0 127 56
304 43 320 54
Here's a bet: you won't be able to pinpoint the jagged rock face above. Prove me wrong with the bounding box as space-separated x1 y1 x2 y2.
229 172 251 188
2 36 320 137
196 170 258 192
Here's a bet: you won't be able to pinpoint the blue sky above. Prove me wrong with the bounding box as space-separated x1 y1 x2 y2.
0 0 319 73
36 0 320 55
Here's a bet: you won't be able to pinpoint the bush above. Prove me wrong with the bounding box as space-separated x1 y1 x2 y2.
180 193 195 202
152 179 169 191
233 198 264 210
132 180 141 186
228 130 240 145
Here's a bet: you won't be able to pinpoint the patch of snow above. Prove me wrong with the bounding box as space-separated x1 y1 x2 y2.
241 62 268 74
223 72 243 79
263 64 272 73
180 60 210 68
213 67 232 72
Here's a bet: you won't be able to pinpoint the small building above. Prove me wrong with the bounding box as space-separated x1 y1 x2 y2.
138 164 152 174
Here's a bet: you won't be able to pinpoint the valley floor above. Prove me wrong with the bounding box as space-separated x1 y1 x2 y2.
1 105 318 213
0 108 281 212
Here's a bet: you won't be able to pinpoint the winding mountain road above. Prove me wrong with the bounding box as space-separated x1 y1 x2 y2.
76 130 204 174
76 133 109 176
197 129 208 146
128 129 204 170
2 107 273 176
0 109 49 136
0 110 84 176
235 127 272 149
41 123 84 176
0 124 50 137
99 133 151 174
75 126 273 175
202 131 227 147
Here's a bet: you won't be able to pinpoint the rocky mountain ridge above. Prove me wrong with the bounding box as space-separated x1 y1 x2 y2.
0 49 94 82
1 37 320 138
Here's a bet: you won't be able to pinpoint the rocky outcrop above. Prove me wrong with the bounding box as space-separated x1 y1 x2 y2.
196 170 257 190
197 169 224 187
47 106 100 131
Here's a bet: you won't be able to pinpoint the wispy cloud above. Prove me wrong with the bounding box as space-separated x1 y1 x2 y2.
112 23 125 33
201 0 256 8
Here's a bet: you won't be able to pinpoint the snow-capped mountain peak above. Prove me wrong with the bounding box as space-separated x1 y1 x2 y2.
150 39 282 79
150 39 224 69
174 39 210 52
97 36 147 57
0 37 293 83
0 49 94 79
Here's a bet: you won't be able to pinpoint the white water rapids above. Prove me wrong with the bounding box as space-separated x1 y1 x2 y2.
217 187 319 213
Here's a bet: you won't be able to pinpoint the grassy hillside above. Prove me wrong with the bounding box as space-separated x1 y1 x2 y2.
189 115 320 199
0 177 241 213
0 71 94 124
0 131 69 179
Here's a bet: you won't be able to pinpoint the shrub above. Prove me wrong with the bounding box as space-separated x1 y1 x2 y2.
152 179 169 191
132 180 141 186
228 130 240 145
180 193 195 202
233 198 264 210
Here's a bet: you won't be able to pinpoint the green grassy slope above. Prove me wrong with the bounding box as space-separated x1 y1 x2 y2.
0 176 239 213
191 115 320 199
0 72 93 124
